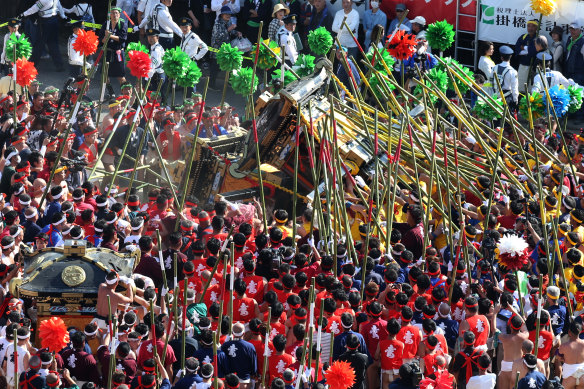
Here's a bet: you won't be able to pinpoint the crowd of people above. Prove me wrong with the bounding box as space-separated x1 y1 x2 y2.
0 2 581 389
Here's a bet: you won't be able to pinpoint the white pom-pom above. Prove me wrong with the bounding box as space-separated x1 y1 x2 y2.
497 234 528 257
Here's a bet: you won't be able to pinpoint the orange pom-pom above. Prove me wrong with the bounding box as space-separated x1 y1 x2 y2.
127 50 152 79
72 29 98 57
324 361 356 389
39 317 70 352
16 58 38 87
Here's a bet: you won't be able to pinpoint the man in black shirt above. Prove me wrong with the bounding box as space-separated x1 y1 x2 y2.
338 334 369 389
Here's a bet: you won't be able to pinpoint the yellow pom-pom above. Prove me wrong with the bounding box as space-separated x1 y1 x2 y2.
531 0 556 16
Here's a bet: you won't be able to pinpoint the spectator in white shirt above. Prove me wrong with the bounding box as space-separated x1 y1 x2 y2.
138 0 183 48
467 354 496 389
332 0 360 60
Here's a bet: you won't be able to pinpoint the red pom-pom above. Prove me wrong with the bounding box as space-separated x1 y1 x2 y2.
386 30 418 61
127 50 152 79
324 361 356 389
16 58 38 87
39 317 70 352
72 29 98 57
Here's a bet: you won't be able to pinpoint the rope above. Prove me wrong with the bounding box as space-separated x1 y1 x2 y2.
247 175 311 203
330 73 356 101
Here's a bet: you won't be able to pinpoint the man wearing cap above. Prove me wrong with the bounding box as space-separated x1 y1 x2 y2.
332 0 360 60
546 285 566 336
491 45 519 110
531 51 572 93
211 0 241 23
147 28 167 94
179 17 208 63
221 323 257 389
387 4 411 34
514 19 539 92
98 7 129 97
0 19 20 76
139 0 183 49
210 6 241 90
277 15 299 65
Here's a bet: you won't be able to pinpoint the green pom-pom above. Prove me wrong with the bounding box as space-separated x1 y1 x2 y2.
125 42 149 61
426 20 455 53
519 92 545 120
369 72 395 100
216 42 243 72
473 95 504 121
365 47 395 72
414 68 447 104
254 39 280 70
5 33 32 63
568 84 584 113
162 47 190 79
436 57 474 94
176 60 202 88
272 69 298 87
307 27 333 56
293 54 316 77
231 67 259 95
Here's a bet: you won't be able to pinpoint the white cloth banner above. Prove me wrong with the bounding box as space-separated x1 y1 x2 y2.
477 0 584 44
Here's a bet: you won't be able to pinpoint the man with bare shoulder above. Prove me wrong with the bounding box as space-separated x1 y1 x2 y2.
510 340 546 388
498 314 529 389
95 270 134 331
559 321 584 389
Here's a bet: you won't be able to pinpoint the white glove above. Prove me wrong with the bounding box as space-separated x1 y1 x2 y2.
307 237 315 248
519 49 528 55
518 174 528 182
415 259 423 267
354 175 366 188
175 369 184 379
447 261 453 272
161 286 168 297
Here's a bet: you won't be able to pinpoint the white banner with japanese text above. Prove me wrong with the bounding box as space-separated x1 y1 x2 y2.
477 0 584 44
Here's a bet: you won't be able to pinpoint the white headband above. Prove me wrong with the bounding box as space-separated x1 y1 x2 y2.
131 220 144 230
337 252 347 259
25 209 38 219
17 334 30 340
62 226 72 235
52 192 63 200
410 193 419 202
105 276 119 285
84 328 98 337
523 359 537 369
232 327 245 337
52 215 65 225
107 187 118 194
73 195 83 201
2 242 15 249
71 231 83 239
19 200 30 206
5 151 18 162
106 215 118 224
201 369 214 378
94 227 103 233
10 227 21 238
96 201 107 207
14 187 24 195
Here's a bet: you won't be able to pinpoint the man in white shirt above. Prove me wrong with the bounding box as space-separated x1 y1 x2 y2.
467 354 496 389
277 15 298 65
492 45 519 110
146 29 167 94
179 17 208 61
138 0 183 48
531 52 572 93
332 0 360 60
137 0 159 25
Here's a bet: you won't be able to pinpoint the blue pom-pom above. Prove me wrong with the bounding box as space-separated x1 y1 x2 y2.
545 85 571 118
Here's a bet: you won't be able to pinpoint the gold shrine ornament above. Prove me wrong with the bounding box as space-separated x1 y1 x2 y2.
61 265 86 287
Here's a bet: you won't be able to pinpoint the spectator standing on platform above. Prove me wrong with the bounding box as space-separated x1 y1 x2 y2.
514 19 539 92
362 0 386 49
332 0 360 61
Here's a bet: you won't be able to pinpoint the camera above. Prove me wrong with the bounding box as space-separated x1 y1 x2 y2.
61 154 88 173
409 362 423 387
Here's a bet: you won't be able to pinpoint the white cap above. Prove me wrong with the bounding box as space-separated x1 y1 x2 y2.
412 16 426 26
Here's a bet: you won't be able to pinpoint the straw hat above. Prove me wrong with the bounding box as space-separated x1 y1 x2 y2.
272 3 290 18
